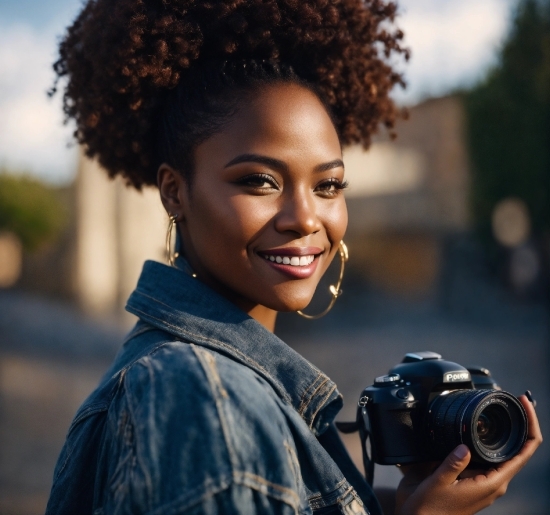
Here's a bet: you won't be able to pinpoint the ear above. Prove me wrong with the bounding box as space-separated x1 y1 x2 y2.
157 163 189 220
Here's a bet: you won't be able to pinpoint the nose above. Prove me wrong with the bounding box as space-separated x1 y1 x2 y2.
274 186 322 237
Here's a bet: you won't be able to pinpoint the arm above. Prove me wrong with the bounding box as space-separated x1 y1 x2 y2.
395 395 542 515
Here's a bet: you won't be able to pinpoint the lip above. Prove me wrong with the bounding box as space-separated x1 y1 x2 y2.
257 247 323 279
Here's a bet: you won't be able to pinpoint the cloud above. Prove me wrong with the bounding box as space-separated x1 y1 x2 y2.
394 0 513 103
0 22 77 184
0 0 514 182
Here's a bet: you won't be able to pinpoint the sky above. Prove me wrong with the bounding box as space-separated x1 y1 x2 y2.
0 0 517 185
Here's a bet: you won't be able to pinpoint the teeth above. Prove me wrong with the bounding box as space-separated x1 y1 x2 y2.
263 254 316 267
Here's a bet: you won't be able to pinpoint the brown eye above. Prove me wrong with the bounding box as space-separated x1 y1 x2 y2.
235 173 279 193
314 178 348 197
235 173 279 190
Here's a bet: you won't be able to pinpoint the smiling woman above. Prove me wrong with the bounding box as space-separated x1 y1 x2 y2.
45 1 541 514
158 83 347 329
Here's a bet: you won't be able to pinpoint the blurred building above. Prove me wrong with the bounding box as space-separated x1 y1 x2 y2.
74 154 166 319
16 151 166 325
344 95 469 296
16 95 470 321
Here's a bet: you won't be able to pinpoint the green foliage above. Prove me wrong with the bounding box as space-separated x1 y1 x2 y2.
464 0 550 240
0 170 67 251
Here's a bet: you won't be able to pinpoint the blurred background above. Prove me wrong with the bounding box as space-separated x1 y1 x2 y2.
0 0 549 513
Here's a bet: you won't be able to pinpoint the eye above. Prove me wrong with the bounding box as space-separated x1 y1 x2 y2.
234 173 280 192
314 178 348 198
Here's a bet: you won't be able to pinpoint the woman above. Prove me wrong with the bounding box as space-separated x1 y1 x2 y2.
46 1 541 514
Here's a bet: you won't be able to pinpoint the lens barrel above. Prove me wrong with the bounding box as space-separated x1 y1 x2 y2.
428 389 527 464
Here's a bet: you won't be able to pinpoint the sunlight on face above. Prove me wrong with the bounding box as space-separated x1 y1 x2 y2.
178 83 348 319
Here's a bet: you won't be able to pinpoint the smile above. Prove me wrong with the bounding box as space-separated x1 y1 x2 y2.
257 247 323 279
262 254 315 266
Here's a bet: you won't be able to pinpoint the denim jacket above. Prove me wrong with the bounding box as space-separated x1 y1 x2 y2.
46 260 382 515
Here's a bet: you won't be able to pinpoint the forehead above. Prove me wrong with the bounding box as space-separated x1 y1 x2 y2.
194 83 342 169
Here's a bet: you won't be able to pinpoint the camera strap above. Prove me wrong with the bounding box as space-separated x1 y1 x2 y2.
335 406 375 487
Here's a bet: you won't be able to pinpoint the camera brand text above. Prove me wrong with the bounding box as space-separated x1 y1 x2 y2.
443 371 471 382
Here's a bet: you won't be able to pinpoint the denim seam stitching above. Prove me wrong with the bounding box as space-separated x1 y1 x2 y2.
235 470 301 510
52 438 76 482
307 478 349 510
145 477 232 515
191 347 301 513
144 475 300 515
108 406 137 511
129 304 293 405
297 373 323 414
191 345 238 470
122 324 156 345
117 340 174 378
55 401 114 480
309 383 339 430
124 361 156 511
298 374 328 416
71 402 109 427
131 295 335 417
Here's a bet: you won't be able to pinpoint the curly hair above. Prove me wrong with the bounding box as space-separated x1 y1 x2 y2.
53 0 409 189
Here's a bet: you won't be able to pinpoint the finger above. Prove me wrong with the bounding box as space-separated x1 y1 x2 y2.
519 394 543 445
429 444 471 486
482 395 543 483
458 467 496 480
504 395 542 469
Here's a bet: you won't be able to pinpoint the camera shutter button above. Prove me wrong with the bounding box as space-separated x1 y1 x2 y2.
396 388 410 400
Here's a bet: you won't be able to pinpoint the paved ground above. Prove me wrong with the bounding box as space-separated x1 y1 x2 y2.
0 287 548 514
0 292 122 515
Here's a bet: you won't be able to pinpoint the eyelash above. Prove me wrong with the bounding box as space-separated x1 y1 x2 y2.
315 178 349 197
236 173 279 190
235 173 348 197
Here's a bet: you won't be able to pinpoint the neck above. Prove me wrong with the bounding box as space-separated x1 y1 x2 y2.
246 305 278 332
179 251 279 332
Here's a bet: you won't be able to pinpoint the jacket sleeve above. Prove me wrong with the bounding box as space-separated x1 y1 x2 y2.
94 342 306 515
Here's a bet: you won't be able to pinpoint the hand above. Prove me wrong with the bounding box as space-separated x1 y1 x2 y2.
395 395 542 515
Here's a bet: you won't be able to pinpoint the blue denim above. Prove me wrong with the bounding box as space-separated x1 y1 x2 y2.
46 260 381 515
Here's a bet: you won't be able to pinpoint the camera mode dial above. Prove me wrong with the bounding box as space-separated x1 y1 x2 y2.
374 374 400 385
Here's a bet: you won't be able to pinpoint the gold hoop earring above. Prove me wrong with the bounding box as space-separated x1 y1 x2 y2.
297 241 348 320
166 214 179 267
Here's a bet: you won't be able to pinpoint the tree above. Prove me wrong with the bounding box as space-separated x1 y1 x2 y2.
464 0 550 242
0 170 67 251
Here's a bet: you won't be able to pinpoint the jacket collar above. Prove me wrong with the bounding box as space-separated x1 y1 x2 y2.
126 260 343 435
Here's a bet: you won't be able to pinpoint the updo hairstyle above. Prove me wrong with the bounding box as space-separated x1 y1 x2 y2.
52 0 409 189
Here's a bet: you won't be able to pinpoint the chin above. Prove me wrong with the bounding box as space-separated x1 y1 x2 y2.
263 287 316 313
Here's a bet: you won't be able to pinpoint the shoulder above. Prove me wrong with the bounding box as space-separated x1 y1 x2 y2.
109 341 304 513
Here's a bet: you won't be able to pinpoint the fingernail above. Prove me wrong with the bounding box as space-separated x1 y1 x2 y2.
525 390 537 407
453 445 469 459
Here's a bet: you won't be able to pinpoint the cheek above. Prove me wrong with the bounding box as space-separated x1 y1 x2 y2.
322 197 348 244
318 198 348 275
190 190 274 259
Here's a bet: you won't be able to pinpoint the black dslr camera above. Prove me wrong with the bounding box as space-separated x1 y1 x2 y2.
351 352 527 470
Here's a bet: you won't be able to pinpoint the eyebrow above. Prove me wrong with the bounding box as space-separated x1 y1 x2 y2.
224 153 344 173
314 159 345 173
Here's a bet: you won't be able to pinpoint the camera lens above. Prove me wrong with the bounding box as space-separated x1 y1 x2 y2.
476 405 511 448
428 389 527 464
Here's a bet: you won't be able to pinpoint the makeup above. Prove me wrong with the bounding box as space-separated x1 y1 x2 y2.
258 247 323 279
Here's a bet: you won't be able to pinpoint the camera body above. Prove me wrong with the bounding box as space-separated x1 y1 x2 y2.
359 351 527 466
